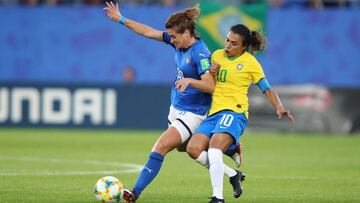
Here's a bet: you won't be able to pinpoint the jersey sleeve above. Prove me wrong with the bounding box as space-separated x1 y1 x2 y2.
250 60 266 84
162 32 175 48
193 45 211 75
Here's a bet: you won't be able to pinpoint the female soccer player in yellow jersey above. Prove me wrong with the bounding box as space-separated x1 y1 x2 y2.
186 24 295 203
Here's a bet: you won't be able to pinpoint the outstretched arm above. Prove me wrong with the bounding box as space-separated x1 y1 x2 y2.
104 1 163 41
264 89 295 123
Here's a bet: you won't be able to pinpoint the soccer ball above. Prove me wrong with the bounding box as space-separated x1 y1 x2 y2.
94 176 124 202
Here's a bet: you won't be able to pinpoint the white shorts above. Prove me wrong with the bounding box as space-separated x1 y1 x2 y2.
167 105 207 143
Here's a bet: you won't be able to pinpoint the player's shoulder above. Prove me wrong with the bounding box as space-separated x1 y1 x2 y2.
192 39 211 59
213 49 224 55
162 31 176 48
243 51 261 66
243 51 257 61
212 49 225 59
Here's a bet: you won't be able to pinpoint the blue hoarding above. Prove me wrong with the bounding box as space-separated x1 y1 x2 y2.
0 6 359 87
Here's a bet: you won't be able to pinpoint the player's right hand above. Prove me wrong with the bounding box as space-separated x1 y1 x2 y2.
276 106 295 124
104 1 121 23
209 62 220 76
175 78 191 93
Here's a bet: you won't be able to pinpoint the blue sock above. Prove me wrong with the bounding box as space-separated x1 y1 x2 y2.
133 152 164 197
224 144 236 157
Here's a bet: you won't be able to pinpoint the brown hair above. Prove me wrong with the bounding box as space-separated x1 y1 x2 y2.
230 24 267 54
165 5 200 37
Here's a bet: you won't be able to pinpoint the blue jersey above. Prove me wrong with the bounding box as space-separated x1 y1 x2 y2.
163 32 212 115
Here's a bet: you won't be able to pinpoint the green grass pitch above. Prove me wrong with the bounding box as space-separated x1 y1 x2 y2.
0 129 359 203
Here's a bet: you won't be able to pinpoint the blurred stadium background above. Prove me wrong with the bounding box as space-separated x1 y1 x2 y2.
0 1 360 203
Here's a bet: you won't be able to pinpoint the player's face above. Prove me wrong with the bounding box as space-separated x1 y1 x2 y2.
224 31 245 57
167 28 190 49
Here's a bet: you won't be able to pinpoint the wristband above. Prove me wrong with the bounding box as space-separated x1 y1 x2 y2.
119 16 127 25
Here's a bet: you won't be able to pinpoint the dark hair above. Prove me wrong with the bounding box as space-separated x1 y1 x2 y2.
165 5 200 37
230 24 267 54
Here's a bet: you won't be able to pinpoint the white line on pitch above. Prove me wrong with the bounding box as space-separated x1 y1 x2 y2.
0 156 143 176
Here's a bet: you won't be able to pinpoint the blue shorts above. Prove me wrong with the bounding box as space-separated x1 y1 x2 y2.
194 110 248 150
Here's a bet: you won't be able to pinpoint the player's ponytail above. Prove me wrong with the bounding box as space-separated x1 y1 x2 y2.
165 4 200 37
184 4 200 21
230 24 267 54
249 30 267 54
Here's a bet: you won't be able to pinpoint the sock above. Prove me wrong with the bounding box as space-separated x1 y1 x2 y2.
224 144 236 157
196 151 237 178
224 164 237 177
133 152 164 196
208 148 224 199
195 151 209 168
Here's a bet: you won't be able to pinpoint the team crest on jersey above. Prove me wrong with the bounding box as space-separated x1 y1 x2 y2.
237 64 243 70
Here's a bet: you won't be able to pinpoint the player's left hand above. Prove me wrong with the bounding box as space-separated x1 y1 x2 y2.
209 62 220 76
276 106 295 123
104 1 121 22
175 78 191 93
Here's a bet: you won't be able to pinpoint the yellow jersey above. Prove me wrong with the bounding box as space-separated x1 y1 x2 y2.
209 49 266 117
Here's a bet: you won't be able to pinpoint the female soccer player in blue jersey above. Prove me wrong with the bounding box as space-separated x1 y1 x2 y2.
186 24 295 203
104 2 242 202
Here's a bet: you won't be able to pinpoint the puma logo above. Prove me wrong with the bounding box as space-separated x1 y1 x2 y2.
144 167 153 174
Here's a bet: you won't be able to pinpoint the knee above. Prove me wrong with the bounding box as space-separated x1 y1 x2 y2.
209 133 234 152
152 129 182 155
153 142 172 155
186 144 202 160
